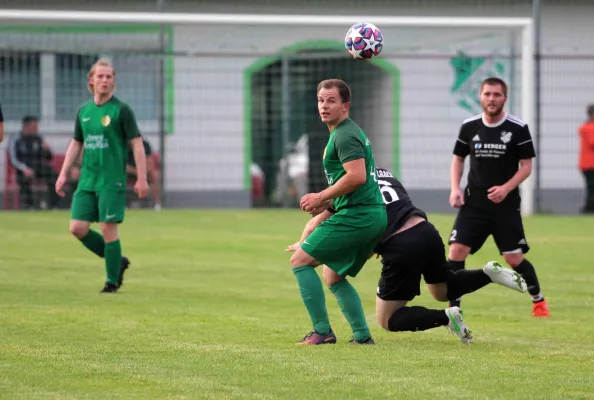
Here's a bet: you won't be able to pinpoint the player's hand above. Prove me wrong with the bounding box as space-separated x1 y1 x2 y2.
307 204 328 217
135 178 149 199
285 241 301 252
55 174 68 197
449 188 464 208
488 185 510 203
300 192 324 212
24 168 35 178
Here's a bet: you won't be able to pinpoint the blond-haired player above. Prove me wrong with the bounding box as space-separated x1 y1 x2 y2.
56 59 149 293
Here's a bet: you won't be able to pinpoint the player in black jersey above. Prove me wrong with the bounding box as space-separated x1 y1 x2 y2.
287 167 527 344
448 77 549 318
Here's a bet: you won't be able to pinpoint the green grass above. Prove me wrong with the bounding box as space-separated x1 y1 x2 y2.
1 209 593 399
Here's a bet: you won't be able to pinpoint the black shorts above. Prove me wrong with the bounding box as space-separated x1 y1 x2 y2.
448 204 530 255
376 221 447 301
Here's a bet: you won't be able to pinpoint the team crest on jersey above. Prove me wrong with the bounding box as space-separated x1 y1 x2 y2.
101 115 111 127
500 131 512 144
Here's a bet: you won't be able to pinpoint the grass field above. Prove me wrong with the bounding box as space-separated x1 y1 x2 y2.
1 209 593 399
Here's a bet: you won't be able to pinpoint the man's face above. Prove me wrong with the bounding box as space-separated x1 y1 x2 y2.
480 83 507 117
91 65 115 95
318 87 349 124
22 120 38 135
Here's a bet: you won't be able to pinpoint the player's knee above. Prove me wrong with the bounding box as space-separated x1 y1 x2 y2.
377 315 390 330
448 243 470 261
69 220 89 239
427 283 448 302
503 252 524 268
290 250 313 268
323 266 343 287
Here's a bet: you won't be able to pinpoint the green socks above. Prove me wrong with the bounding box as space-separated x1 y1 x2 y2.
78 231 122 286
330 279 371 342
104 240 122 286
79 230 105 258
293 266 331 335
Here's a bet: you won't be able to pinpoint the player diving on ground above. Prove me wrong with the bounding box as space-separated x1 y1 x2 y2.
287 167 527 344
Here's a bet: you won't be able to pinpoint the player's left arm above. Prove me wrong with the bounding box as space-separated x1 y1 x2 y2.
121 106 147 182
319 133 367 202
121 105 149 198
130 138 148 182
488 125 535 203
505 125 535 190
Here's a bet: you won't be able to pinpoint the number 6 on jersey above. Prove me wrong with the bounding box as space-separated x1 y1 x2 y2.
378 179 399 205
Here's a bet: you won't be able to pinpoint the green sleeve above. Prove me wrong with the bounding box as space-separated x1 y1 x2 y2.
119 104 141 141
73 109 83 142
334 131 365 164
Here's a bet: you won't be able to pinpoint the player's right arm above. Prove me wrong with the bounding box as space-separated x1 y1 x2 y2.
56 111 84 197
285 209 333 252
450 124 470 208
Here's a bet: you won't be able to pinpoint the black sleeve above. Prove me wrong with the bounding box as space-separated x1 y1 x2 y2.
143 139 152 156
120 104 141 141
0 104 4 122
73 108 83 143
453 124 470 157
516 124 536 159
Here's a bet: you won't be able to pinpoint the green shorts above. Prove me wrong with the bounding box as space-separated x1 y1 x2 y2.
71 190 127 223
301 206 387 277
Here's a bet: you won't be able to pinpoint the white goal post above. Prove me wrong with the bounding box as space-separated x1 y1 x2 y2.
0 10 535 215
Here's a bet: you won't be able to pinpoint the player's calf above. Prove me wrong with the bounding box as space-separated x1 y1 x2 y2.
447 244 469 307
386 305 449 332
503 254 549 316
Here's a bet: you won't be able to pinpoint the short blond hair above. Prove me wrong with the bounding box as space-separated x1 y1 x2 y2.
87 59 116 94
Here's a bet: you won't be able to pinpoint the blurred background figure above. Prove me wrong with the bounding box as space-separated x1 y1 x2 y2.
8 116 61 210
126 136 161 210
578 104 594 214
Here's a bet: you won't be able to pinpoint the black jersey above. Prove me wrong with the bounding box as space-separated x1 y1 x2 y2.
327 168 427 242
453 112 535 209
375 168 427 243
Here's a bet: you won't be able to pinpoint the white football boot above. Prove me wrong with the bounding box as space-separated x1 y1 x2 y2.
445 306 472 345
483 261 527 293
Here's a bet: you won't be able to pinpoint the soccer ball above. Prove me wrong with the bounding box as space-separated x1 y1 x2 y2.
345 23 384 60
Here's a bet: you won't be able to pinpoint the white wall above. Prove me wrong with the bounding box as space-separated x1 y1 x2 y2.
1 0 593 194
163 1 594 191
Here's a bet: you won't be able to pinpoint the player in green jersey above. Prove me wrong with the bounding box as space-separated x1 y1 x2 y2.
55 59 149 293
289 79 388 345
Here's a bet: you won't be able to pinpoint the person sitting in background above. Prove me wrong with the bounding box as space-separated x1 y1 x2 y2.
127 136 161 210
578 104 594 214
8 116 60 209
0 103 4 143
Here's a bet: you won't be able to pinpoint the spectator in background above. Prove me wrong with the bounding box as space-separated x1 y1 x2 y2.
127 136 161 210
8 116 60 209
578 104 594 214
0 103 4 143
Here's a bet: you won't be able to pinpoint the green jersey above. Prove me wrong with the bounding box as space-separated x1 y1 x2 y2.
73 96 141 191
322 118 384 211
